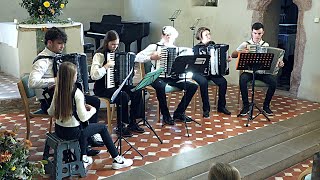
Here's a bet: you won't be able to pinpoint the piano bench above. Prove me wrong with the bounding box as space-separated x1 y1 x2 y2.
83 43 95 57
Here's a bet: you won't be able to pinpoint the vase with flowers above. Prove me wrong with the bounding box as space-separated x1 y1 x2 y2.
19 0 69 24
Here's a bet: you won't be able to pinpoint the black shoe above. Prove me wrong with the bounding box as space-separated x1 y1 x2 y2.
203 110 210 118
217 107 231 115
163 115 174 125
173 113 192 122
116 127 133 137
88 136 104 147
239 105 249 116
128 123 145 133
87 148 100 156
263 106 274 116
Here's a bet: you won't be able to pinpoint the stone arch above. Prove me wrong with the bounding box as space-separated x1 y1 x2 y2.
247 0 312 96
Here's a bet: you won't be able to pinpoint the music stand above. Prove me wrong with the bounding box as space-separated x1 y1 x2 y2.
132 68 165 144
168 9 181 27
111 68 143 157
170 55 210 137
236 53 274 127
189 18 201 47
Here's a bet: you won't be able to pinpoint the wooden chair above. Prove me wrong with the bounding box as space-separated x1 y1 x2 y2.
98 97 115 133
298 167 312 180
17 75 53 140
140 62 184 123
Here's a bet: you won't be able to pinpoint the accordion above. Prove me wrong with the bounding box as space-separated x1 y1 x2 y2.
246 45 285 75
105 52 135 88
208 44 230 76
34 53 84 84
155 47 177 78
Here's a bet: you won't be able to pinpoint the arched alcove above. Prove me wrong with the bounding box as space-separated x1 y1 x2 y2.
247 0 312 97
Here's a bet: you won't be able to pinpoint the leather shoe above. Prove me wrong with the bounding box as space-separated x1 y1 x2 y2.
88 136 104 147
203 110 210 118
87 148 100 156
163 115 174 125
116 127 133 137
217 107 231 115
173 113 193 122
128 123 145 133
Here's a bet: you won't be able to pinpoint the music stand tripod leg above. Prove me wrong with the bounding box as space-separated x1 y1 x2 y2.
114 91 143 157
138 89 163 144
182 77 201 137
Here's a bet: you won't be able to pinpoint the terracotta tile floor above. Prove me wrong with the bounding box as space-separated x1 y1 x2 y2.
0 71 319 179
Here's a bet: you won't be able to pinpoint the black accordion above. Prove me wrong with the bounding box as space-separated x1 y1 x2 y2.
34 53 85 84
155 47 177 78
105 52 135 88
207 44 230 76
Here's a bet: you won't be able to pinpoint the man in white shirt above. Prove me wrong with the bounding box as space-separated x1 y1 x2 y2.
135 26 198 125
232 22 284 116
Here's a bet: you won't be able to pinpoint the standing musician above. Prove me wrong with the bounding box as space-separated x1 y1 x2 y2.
231 22 285 116
193 27 231 117
90 30 145 137
28 27 103 156
135 26 198 125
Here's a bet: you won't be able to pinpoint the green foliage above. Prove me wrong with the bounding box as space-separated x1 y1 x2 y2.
0 128 45 179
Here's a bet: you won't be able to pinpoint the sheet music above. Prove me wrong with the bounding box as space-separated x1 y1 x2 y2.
111 68 133 103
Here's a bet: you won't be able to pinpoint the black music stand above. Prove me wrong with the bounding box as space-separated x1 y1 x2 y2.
236 53 274 127
111 68 143 157
168 9 181 27
189 18 201 47
132 68 165 144
171 55 210 137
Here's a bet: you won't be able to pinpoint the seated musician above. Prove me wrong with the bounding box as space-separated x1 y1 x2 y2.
193 27 231 116
90 30 145 137
28 27 103 155
231 22 285 116
48 62 133 170
135 26 198 125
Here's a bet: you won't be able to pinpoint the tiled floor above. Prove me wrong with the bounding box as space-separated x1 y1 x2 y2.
0 71 318 179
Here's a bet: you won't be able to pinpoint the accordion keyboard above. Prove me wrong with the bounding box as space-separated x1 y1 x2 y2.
106 53 115 88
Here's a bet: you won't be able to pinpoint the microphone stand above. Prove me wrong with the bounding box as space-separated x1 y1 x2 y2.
189 18 201 47
168 9 181 27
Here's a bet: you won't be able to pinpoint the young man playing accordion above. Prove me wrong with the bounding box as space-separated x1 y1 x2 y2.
90 30 145 137
135 26 198 125
28 27 103 156
231 22 285 116
193 27 232 117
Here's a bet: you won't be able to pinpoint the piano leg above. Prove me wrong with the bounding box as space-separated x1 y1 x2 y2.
137 38 143 52
125 43 131 52
94 38 102 49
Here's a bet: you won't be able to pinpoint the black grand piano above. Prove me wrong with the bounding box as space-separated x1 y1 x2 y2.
84 15 150 52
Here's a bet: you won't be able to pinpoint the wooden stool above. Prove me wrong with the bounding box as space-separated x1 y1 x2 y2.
43 133 86 180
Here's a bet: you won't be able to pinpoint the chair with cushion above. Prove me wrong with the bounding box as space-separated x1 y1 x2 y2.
17 75 53 140
140 61 184 123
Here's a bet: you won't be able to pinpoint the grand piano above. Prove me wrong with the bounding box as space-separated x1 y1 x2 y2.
84 15 150 52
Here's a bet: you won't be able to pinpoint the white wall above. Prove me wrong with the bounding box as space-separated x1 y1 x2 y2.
298 0 320 102
123 0 253 85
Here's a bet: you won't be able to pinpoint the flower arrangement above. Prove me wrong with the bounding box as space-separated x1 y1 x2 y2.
0 127 45 179
19 0 69 24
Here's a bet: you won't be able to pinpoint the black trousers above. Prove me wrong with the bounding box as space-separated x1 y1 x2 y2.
55 123 118 157
239 72 277 107
40 94 100 124
151 77 198 117
192 74 228 111
94 85 144 127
